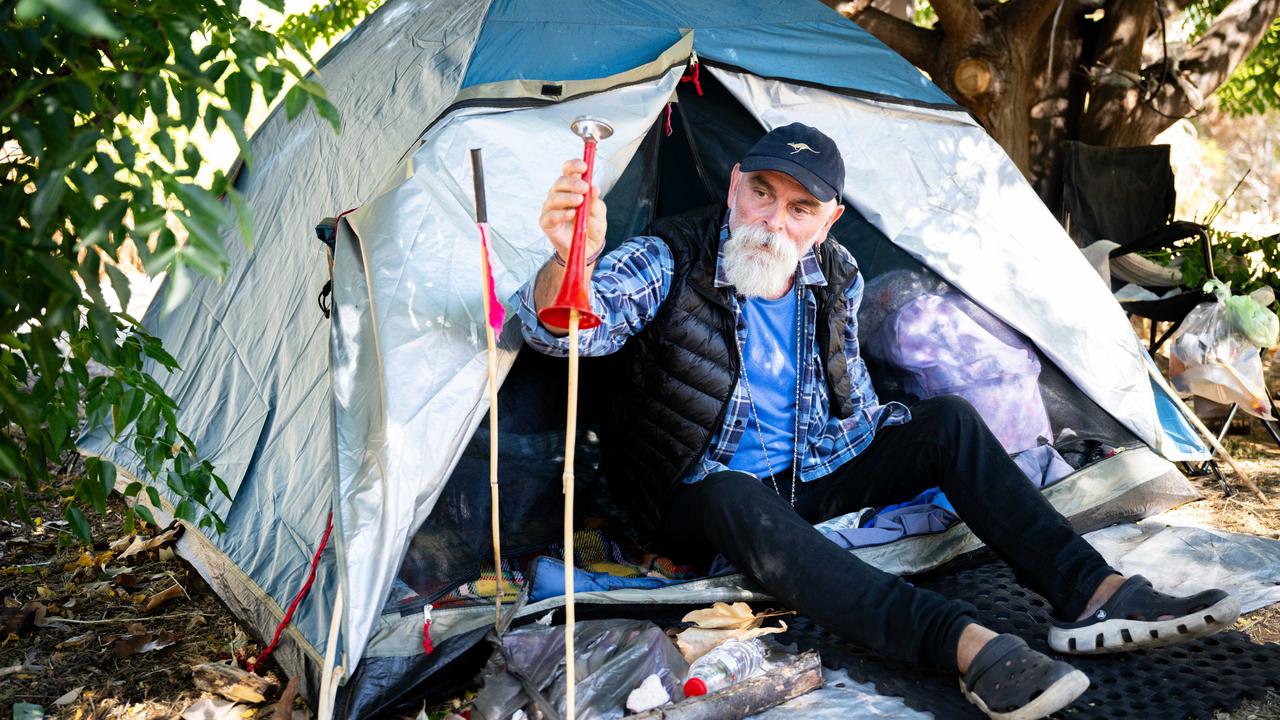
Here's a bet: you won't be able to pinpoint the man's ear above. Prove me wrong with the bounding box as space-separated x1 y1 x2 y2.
726 164 742 211
817 203 845 245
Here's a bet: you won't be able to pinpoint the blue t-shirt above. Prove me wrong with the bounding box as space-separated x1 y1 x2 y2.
727 289 800 477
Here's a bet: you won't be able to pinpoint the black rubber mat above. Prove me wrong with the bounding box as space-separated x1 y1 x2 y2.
782 560 1280 718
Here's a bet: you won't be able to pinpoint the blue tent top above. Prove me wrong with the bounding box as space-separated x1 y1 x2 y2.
460 0 958 108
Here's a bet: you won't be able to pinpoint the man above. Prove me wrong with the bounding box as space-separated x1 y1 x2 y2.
518 123 1240 719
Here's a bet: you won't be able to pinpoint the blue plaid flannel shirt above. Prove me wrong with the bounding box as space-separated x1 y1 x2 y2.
517 220 910 484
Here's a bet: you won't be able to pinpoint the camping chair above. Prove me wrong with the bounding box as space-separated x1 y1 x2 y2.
1061 141 1215 354
1061 141 1280 481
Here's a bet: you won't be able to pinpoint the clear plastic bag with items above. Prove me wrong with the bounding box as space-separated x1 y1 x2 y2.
1168 280 1275 419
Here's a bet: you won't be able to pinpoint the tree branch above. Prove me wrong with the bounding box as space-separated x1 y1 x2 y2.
1000 0 1067 39
851 7 940 70
1172 0 1280 106
931 0 985 40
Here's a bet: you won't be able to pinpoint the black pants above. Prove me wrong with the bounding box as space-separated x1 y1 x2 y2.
659 395 1117 673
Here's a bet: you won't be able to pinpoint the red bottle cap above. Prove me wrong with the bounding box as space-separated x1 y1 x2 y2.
683 677 708 697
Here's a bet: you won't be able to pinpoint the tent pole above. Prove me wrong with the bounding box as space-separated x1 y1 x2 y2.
470 147 507 628
563 309 580 720
317 579 344 720
486 316 504 628
1147 365 1269 504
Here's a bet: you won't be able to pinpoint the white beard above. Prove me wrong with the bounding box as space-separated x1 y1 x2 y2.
722 221 800 299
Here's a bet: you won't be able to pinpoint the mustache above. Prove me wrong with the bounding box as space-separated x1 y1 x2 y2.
722 222 799 298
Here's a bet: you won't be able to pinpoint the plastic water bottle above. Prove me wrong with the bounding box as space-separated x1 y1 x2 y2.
682 638 768 697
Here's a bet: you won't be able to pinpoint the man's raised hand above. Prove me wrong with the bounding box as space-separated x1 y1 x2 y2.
539 158 607 262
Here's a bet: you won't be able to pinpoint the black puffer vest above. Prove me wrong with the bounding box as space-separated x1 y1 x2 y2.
602 205 862 545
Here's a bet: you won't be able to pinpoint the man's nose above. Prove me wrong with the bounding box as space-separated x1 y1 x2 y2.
765 203 786 232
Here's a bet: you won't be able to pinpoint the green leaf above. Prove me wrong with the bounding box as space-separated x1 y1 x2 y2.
261 66 284 104
314 96 341 133
16 0 123 40
114 137 136 169
162 258 192 314
0 437 21 477
176 83 199 129
225 70 253 119
64 505 92 545
13 116 44 160
228 188 253 251
283 83 308 120
104 262 131 312
221 109 253 169
30 168 69 236
117 72 140 118
98 460 116 495
148 74 170 120
204 59 230 84
134 503 157 527
48 412 68 452
141 336 180 371
203 104 221 135
152 129 176 164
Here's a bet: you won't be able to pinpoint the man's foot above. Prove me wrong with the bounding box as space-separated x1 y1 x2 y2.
961 633 1089 720
1048 575 1240 654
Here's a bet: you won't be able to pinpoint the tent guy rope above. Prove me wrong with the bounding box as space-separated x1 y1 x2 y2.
538 116 613 719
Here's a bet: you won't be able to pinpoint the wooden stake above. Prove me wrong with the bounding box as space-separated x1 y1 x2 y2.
1148 365 1269 504
480 241 505 628
563 309 580 720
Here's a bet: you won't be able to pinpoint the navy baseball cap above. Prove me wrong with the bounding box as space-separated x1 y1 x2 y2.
739 123 845 203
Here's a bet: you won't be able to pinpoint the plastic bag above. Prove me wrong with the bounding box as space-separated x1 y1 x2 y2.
1168 281 1274 419
1225 286 1279 348
471 619 688 720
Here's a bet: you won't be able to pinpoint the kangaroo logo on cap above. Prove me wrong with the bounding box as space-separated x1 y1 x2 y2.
787 142 819 155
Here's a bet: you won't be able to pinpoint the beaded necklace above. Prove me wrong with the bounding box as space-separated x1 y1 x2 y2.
732 274 804 506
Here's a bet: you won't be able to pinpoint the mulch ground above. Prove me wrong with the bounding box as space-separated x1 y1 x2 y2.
0 462 297 719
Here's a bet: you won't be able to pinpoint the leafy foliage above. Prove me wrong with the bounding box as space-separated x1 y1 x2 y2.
279 0 382 48
1182 0 1280 116
0 0 362 543
1175 228 1280 302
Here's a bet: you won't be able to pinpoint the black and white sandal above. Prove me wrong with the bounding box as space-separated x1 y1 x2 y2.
1048 575 1241 655
961 634 1090 720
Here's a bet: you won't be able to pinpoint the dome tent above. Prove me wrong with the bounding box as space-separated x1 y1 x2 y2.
80 0 1209 715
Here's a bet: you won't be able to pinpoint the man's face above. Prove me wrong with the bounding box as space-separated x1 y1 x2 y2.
723 166 845 298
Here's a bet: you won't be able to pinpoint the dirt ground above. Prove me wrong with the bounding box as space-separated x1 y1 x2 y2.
4 424 1280 719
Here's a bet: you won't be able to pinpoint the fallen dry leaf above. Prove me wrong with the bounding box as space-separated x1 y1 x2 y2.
158 547 176 562
111 624 178 657
1 601 45 636
117 527 180 561
144 584 184 612
54 686 84 706
675 623 787 663
681 602 759 630
675 602 791 662
108 535 136 553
